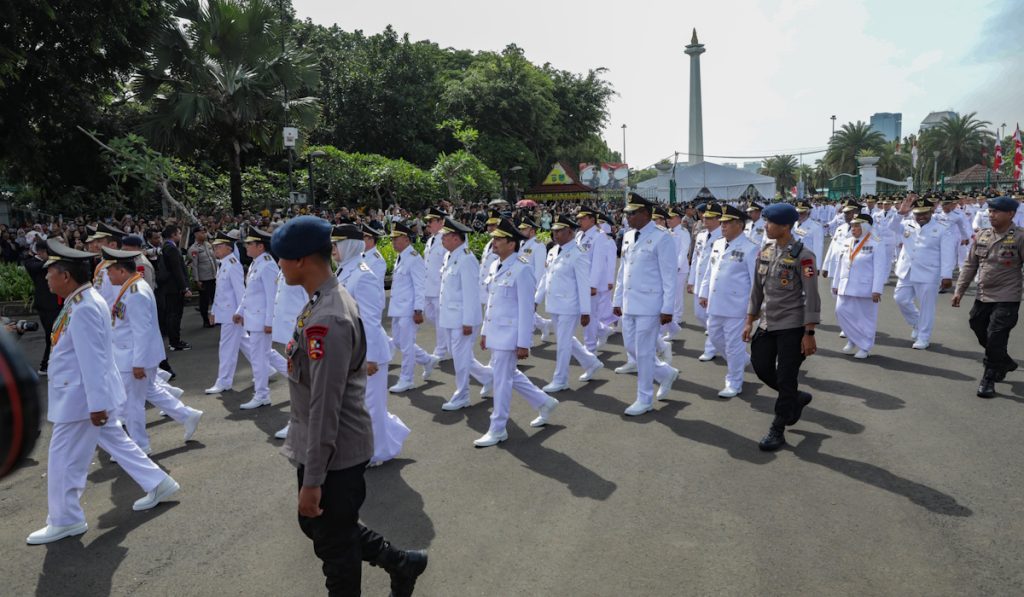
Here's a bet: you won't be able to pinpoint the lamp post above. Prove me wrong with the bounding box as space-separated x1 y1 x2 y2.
505 165 523 202
831 115 837 140
1001 123 1007 140
621 124 628 202
932 150 940 189
307 150 326 209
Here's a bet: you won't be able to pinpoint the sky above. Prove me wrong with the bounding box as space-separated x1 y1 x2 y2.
292 0 1022 170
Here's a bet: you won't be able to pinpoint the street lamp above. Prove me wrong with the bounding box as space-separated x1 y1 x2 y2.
830 115 837 140
932 150 940 189
505 165 523 202
307 150 326 209
621 124 628 202
1001 123 1007 140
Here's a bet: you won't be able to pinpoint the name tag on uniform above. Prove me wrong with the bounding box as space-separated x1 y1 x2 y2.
729 250 744 262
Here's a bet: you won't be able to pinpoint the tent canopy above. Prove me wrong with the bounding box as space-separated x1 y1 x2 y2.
635 161 775 202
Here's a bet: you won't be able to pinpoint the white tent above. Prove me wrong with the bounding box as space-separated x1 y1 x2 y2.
635 161 776 202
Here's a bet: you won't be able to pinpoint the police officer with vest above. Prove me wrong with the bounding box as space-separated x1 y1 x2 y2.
953 196 1024 398
743 204 821 451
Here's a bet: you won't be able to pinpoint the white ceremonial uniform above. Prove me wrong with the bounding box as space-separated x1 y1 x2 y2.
339 256 408 463
597 229 619 327
935 208 972 269
438 241 491 405
388 245 434 385
823 221 852 277
745 217 767 245
832 231 888 353
687 225 722 356
481 253 553 433
577 227 611 350
270 269 307 377
478 238 498 305
613 221 678 410
92 263 119 311
112 277 201 452
972 206 991 232
871 209 899 269
44 285 168 528
1014 204 1024 228
672 224 692 326
893 218 957 344
794 217 825 267
423 231 450 358
698 235 759 391
364 246 387 287
211 254 252 390
236 252 278 402
520 236 552 334
535 241 602 387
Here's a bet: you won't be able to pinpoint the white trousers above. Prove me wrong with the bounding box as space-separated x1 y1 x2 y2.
835 294 879 352
443 326 492 403
365 365 410 462
425 296 450 358
582 295 608 351
622 314 676 406
957 243 969 269
707 315 748 389
391 316 433 384
269 344 288 376
674 269 688 323
597 290 617 327
248 331 273 401
894 280 939 342
488 348 551 433
121 368 197 452
215 321 253 389
47 420 167 527
533 312 551 334
550 313 601 385
692 296 716 355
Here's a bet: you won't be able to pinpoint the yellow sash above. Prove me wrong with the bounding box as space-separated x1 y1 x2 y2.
849 233 871 263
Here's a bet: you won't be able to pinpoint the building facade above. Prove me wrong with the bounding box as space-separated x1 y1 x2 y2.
869 112 902 142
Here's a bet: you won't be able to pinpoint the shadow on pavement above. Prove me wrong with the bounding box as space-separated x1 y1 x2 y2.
740 391 866 435
788 430 973 517
224 399 291 443
652 401 778 465
801 375 905 411
362 459 435 548
499 422 618 500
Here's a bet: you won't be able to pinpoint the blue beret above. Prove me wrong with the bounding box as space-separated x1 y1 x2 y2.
271 215 332 259
121 234 145 248
763 203 799 225
988 196 1020 213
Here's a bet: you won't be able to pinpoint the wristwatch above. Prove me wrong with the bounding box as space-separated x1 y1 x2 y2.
804 329 815 336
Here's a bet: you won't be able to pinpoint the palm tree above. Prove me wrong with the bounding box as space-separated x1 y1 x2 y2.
920 112 993 176
824 121 886 175
760 155 798 194
876 141 911 181
134 0 320 214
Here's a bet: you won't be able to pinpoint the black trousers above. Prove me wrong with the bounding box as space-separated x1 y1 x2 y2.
198 279 216 324
164 291 184 345
297 463 386 597
969 300 1019 374
37 308 59 369
750 326 806 428
156 288 168 337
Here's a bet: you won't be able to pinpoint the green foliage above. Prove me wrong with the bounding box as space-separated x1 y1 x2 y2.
376 239 397 275
824 121 886 175
0 263 33 305
918 112 994 178
760 155 798 193
431 150 500 204
307 146 441 211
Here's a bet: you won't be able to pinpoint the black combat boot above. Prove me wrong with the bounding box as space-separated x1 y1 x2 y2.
993 360 1017 382
758 425 786 452
977 370 996 399
786 391 813 426
372 543 428 597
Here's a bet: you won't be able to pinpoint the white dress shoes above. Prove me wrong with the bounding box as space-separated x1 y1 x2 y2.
479 383 493 399
441 397 470 411
656 368 679 400
541 382 569 393
183 410 203 442
133 476 180 511
389 380 415 393
854 349 870 359
698 352 716 362
717 386 741 398
26 521 89 545
839 330 847 338
204 385 229 395
530 397 559 427
841 341 856 354
910 327 918 340
540 323 552 342
473 429 508 447
912 340 929 350
624 400 653 416
579 361 603 382
274 424 289 439
614 362 637 374
239 397 271 410
421 355 441 380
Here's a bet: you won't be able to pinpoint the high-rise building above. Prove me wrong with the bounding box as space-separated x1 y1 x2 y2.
870 112 902 142
920 111 958 132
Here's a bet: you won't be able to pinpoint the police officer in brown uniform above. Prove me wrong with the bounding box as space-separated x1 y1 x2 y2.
953 195 1024 398
271 216 427 597
743 203 821 451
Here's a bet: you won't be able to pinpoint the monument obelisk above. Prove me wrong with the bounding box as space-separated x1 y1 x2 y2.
685 28 705 164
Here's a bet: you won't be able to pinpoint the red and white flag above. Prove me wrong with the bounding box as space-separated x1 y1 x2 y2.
1013 123 1023 182
993 134 1003 173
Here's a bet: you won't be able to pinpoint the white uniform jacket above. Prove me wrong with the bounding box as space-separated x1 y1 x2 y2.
794 218 825 266
364 246 387 286
481 254 535 350
47 285 126 423
272 269 308 344
519 237 548 286
577 227 609 292
111 278 166 371
687 226 723 288
832 234 888 297
672 225 692 278
387 245 426 318
698 235 759 318
895 219 957 284
438 243 483 329
212 255 244 324
613 221 677 316
338 257 393 364
536 241 590 315
745 218 767 245
236 253 278 332
423 232 446 297
478 240 498 304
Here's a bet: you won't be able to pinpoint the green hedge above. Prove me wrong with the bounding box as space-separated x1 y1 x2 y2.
0 263 33 306
378 232 545 276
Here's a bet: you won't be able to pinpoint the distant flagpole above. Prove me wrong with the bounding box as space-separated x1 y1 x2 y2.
1013 123 1023 189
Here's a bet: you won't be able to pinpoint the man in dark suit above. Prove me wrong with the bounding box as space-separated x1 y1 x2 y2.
161 225 192 351
22 240 60 374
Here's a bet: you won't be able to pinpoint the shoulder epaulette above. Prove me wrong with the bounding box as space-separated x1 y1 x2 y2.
229 257 237 264
656 224 668 231
72 293 84 303
263 254 272 261
463 247 470 255
518 255 529 264
359 261 371 272
129 283 138 293
411 250 419 257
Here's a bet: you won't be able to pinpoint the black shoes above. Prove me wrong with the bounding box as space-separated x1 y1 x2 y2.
374 545 428 597
759 427 786 452
786 392 813 426
993 361 1017 382
977 371 996 399
169 342 192 351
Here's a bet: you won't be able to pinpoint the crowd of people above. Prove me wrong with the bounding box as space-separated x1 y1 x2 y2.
8 185 1024 595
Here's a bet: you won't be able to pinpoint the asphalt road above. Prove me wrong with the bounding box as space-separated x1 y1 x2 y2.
2 273 1023 596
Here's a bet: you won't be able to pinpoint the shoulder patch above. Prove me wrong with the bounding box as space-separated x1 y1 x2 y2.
304 325 328 360
359 261 371 272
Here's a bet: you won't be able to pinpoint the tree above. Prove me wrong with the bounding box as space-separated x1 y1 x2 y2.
303 145 440 212
919 112 993 176
824 121 886 175
134 0 321 214
760 155 798 194
430 120 499 204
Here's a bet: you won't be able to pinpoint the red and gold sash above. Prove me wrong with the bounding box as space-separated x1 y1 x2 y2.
110 273 143 325
849 233 871 263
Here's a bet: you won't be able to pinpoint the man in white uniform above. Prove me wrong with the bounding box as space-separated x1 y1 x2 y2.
744 202 767 245
613 194 680 416
667 206 692 335
576 207 612 352
422 207 451 360
205 232 252 394
361 223 387 283
387 221 439 392
268 254 308 439
234 228 279 409
698 205 760 398
936 194 973 279
27 240 180 545
536 215 603 392
516 216 553 341
687 201 723 361
793 200 825 267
